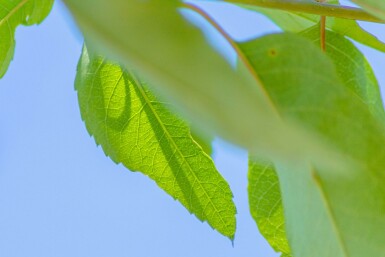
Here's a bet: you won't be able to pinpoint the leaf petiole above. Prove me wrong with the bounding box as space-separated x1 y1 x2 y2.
317 0 327 51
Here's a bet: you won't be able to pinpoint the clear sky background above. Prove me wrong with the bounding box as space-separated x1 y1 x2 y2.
0 1 384 257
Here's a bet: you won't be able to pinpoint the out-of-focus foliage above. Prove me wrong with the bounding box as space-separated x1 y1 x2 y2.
352 0 385 20
245 29 385 257
2 0 385 256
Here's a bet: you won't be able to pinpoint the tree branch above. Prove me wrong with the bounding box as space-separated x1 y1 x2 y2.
218 0 384 23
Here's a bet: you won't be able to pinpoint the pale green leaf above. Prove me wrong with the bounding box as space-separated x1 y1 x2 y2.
0 0 53 78
248 28 384 257
351 0 385 21
300 26 385 121
75 46 237 239
63 0 349 170
241 32 385 256
248 158 291 256
240 1 385 52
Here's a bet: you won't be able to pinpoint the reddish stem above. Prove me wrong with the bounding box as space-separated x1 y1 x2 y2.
320 16 326 51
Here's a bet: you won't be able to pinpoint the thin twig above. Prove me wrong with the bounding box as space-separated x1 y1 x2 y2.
214 0 384 23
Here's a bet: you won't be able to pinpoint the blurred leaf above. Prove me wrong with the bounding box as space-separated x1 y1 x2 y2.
75 46 237 239
248 158 291 256
64 0 346 170
242 31 385 256
0 0 53 78
352 0 385 20
191 129 214 156
240 0 385 52
300 26 385 121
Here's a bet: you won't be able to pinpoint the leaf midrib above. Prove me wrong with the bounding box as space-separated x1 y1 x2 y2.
311 169 349 257
129 72 230 231
0 0 29 27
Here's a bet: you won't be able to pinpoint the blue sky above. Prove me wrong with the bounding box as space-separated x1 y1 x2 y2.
0 1 384 257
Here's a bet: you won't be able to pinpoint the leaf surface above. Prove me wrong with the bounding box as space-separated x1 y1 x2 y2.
64 0 346 169
191 129 214 156
0 0 53 78
300 26 385 120
351 0 385 21
248 158 291 256
243 31 385 257
75 46 237 239
240 0 385 52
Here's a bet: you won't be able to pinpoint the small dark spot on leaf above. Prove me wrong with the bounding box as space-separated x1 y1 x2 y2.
268 48 278 57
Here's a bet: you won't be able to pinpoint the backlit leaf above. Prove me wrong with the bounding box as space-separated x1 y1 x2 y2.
248 158 291 256
0 0 53 78
75 46 237 239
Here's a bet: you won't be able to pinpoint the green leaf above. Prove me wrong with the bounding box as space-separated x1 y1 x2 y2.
240 1 385 52
0 0 53 78
241 32 385 256
75 46 237 239
351 0 385 21
299 26 385 121
63 0 346 169
191 128 214 156
248 158 291 256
